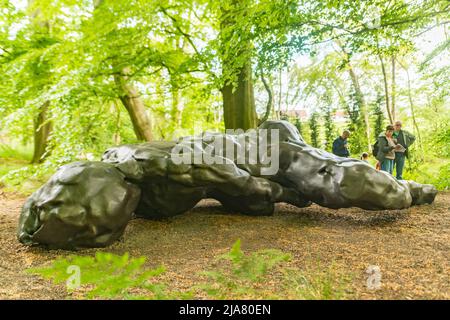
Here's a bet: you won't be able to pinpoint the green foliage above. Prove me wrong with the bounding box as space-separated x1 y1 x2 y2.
200 239 291 299
0 159 29 181
0 143 48 193
0 0 220 168
281 263 351 300
431 126 450 159
220 239 291 281
345 86 366 154
27 240 352 300
321 100 335 152
309 112 320 148
0 0 448 189
294 117 303 137
0 143 32 162
434 163 450 191
404 157 450 191
27 252 192 300
371 94 385 140
199 239 351 299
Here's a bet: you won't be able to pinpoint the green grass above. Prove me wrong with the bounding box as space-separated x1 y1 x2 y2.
0 160 46 194
199 240 351 300
0 144 47 194
0 158 28 176
0 143 33 161
0 143 32 178
280 263 352 300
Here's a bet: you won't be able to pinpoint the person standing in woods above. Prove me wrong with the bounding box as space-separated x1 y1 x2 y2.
393 120 416 180
376 125 402 174
332 130 350 157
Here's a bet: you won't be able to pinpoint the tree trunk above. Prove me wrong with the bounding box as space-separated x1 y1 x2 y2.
379 55 394 124
93 0 151 141
170 35 186 129
259 71 273 125
220 0 257 130
221 61 257 130
348 65 372 151
406 78 421 149
285 67 290 113
31 101 52 163
113 101 121 145
391 55 396 122
335 41 371 149
397 59 422 150
171 86 182 128
28 1 53 163
278 67 283 117
114 69 153 141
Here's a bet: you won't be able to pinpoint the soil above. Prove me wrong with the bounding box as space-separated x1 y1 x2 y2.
0 189 449 299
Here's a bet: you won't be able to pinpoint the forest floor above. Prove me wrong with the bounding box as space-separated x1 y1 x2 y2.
0 189 449 300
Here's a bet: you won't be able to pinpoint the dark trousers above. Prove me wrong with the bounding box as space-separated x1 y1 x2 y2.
394 152 406 180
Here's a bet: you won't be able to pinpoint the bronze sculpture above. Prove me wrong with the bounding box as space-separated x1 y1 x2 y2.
18 121 438 249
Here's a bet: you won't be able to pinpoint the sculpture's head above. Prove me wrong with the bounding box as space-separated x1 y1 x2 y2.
277 141 413 210
400 180 438 205
17 161 141 249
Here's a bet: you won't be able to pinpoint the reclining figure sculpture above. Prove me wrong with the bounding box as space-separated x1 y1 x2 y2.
18 121 437 249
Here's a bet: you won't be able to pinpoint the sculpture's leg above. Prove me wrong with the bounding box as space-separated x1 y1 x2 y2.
277 141 416 210
135 181 205 219
400 180 438 205
169 162 311 216
207 191 275 216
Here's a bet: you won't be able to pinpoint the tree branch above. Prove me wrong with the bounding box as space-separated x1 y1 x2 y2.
160 7 200 56
258 69 273 125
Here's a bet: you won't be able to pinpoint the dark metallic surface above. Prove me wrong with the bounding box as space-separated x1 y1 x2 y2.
18 121 437 249
18 161 141 249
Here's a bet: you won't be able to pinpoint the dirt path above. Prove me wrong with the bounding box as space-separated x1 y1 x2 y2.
0 190 449 299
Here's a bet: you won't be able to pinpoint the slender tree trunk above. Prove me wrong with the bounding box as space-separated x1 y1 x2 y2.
259 71 273 125
113 101 121 145
397 59 422 150
348 65 372 151
378 54 394 124
170 35 186 129
335 41 371 149
31 101 52 163
28 1 53 163
285 67 290 113
220 0 257 130
93 0 152 141
114 69 153 141
171 86 182 127
406 78 421 148
391 55 396 122
278 67 283 116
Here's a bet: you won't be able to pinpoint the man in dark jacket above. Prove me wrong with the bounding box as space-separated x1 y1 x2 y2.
332 130 350 157
393 121 416 180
